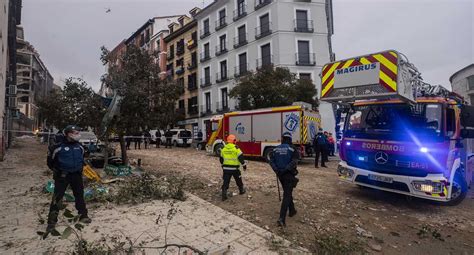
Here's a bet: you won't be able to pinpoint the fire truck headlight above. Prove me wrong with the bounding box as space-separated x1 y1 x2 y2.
420 147 429 153
412 181 443 193
346 141 351 146
337 165 354 178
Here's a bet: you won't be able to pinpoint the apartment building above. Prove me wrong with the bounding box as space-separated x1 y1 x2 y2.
164 8 201 132
195 0 334 134
451 64 474 105
0 0 9 160
15 26 54 127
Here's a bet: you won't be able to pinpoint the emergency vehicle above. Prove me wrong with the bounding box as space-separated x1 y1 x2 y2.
206 103 321 161
321 50 474 205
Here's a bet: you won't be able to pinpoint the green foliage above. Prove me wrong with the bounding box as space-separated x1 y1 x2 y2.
37 77 106 131
229 67 319 110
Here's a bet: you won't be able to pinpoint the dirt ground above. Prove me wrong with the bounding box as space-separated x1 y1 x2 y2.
126 145 474 254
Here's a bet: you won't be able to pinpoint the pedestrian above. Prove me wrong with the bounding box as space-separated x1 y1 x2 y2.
144 131 151 149
155 130 162 148
46 125 91 232
313 128 328 168
269 132 299 227
125 133 131 150
165 129 172 149
220 134 247 201
134 132 142 150
328 132 335 156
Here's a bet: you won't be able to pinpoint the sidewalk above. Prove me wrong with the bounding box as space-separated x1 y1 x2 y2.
0 137 305 254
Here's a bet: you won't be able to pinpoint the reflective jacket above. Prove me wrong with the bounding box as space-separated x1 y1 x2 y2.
47 141 84 173
269 143 299 175
219 143 245 171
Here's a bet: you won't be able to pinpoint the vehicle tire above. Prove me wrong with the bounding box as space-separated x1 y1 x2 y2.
214 143 224 156
174 141 178 147
263 147 274 162
446 169 468 206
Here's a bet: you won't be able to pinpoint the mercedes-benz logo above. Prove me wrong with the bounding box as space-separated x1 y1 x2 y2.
375 151 388 164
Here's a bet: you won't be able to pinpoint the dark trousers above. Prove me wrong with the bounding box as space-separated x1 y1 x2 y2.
165 138 172 148
134 140 141 150
126 140 131 150
278 173 296 222
314 145 327 167
222 170 244 191
47 172 88 225
144 140 149 149
156 139 161 148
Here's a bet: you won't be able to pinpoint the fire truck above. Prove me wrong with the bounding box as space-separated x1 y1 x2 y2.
321 50 474 205
206 103 321 161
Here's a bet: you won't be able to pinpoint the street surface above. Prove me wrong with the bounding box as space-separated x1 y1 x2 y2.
127 144 474 254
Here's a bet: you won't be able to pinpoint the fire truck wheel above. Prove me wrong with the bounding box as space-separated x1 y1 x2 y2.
447 169 468 206
214 143 224 156
263 147 274 162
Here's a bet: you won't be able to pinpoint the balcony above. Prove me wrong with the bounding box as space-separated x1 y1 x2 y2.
200 52 211 63
294 19 314 33
200 29 210 39
167 51 175 60
233 34 248 49
176 46 185 56
200 105 213 116
187 39 197 49
255 0 272 10
233 5 247 21
215 18 227 31
188 107 199 116
256 55 273 70
216 71 229 83
216 101 230 113
176 108 185 117
234 64 249 78
200 77 212 88
187 61 198 70
215 44 228 56
188 82 198 91
295 53 316 66
175 66 185 75
255 23 272 39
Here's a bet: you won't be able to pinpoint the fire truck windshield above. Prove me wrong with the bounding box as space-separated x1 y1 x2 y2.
345 103 443 141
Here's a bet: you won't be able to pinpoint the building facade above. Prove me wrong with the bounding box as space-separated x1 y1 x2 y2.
451 64 474 105
164 8 201 133
0 0 9 160
195 0 334 134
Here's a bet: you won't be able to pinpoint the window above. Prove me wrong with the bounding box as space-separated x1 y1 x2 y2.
201 19 210 38
219 34 226 51
221 87 228 109
188 73 197 89
297 40 312 65
204 67 210 84
145 29 150 42
190 52 197 68
259 13 270 36
220 60 227 80
260 43 271 67
446 108 455 136
299 73 312 81
468 75 474 91
237 0 246 16
238 25 246 43
204 43 210 57
177 39 185 55
178 99 185 110
169 45 175 57
205 92 211 112
179 18 184 27
295 10 309 31
188 96 198 114
219 9 226 26
191 31 197 42
238 52 247 75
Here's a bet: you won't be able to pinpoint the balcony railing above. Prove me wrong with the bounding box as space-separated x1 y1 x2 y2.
216 101 230 113
188 81 198 91
200 105 213 116
233 5 247 21
216 71 229 83
234 64 249 78
187 61 197 70
200 28 210 39
200 52 211 62
256 55 273 70
233 34 248 49
188 107 199 115
215 44 228 56
215 18 227 31
295 53 316 66
167 51 174 60
255 22 272 39
255 0 272 10
200 76 212 88
187 39 197 49
175 66 185 75
176 46 185 56
294 19 314 33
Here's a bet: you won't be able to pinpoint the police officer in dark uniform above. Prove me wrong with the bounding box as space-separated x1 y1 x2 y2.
46 125 91 232
313 128 328 168
269 132 299 227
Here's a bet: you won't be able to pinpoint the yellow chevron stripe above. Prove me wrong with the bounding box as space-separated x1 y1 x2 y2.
341 59 354 69
360 57 371 65
322 62 341 84
374 54 398 75
379 71 397 91
389 51 398 58
322 78 334 96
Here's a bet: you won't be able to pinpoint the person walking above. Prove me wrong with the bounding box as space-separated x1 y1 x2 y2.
155 130 162 148
313 128 328 168
46 125 91 232
269 132 299 227
165 129 173 149
328 132 335 156
220 134 247 201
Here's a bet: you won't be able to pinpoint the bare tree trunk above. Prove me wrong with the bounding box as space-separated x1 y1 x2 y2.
119 133 128 165
103 131 109 168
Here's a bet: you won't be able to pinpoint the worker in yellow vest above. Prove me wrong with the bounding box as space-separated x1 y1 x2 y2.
220 134 247 201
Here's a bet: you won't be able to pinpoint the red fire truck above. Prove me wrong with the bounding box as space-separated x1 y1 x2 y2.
206 103 321 160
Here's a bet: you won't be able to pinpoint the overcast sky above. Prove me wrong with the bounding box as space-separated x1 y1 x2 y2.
22 0 473 91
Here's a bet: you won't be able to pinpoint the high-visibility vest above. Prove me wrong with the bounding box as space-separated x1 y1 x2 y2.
220 143 242 170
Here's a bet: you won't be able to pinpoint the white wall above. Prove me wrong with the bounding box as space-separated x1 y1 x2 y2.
451 65 474 105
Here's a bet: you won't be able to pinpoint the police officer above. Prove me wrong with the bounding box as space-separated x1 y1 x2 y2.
313 128 328 168
219 134 247 201
269 132 299 227
46 125 91 232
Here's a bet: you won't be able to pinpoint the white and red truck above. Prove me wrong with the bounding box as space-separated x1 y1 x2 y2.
321 50 474 205
206 103 321 160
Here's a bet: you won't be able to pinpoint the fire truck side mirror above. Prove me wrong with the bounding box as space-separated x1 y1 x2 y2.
461 129 474 139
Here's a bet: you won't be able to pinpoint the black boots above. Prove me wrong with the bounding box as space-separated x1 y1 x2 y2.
239 187 246 195
222 190 228 201
277 218 286 227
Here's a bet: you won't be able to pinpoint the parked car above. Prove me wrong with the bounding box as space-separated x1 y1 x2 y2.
150 129 164 144
161 129 193 147
79 131 99 146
